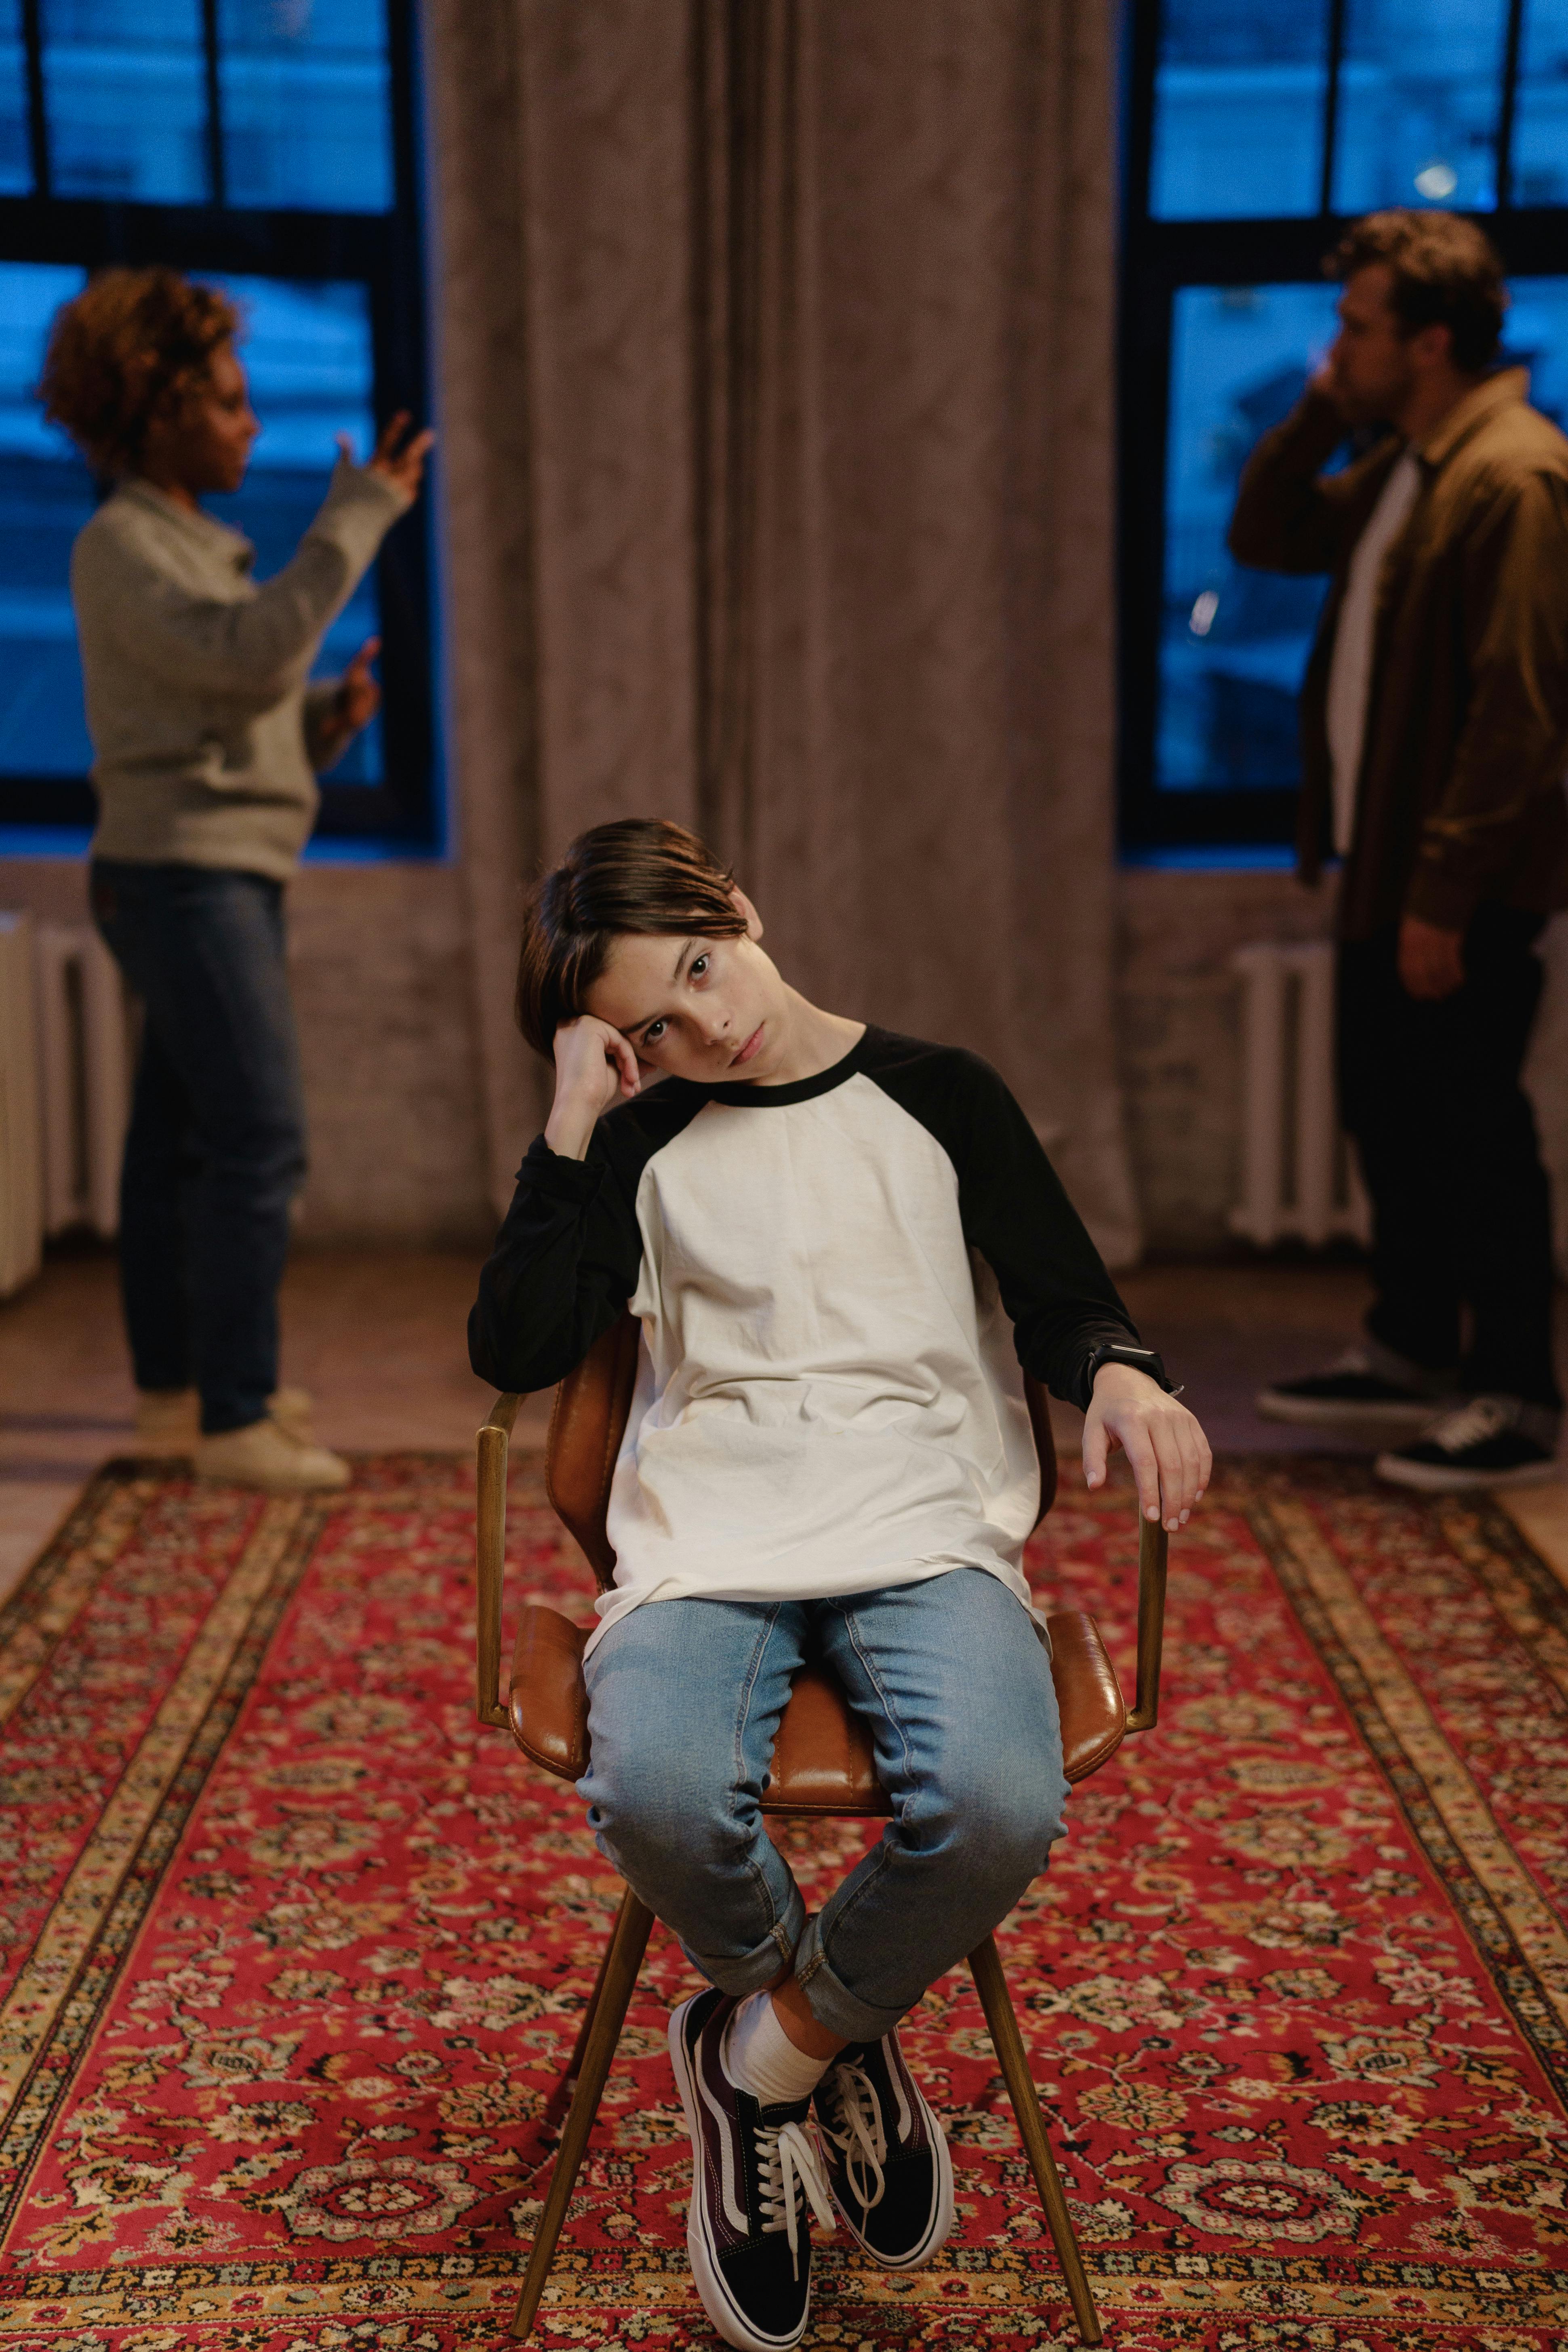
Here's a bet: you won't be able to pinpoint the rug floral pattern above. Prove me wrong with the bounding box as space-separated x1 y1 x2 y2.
0 1452 1564 2348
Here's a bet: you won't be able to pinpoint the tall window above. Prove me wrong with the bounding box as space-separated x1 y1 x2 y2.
1120 0 1568 859
0 0 432 848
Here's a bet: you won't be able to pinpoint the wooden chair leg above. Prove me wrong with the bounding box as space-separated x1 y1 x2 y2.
968 1933 1103 2348
512 1887 656 2342
542 1919 618 2129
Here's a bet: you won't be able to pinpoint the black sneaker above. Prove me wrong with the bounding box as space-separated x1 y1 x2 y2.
1257 1348 1455 1434
1376 1396 1561 1493
668 1989 836 2352
812 2029 954 2269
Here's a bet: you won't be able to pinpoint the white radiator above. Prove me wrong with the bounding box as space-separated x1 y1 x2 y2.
0 912 43 1296
1231 940 1371 1249
34 923 130 1240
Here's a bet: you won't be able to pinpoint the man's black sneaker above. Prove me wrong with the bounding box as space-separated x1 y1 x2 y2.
1376 1396 1561 1493
668 1989 836 2352
1257 1348 1456 1434
812 2029 954 2269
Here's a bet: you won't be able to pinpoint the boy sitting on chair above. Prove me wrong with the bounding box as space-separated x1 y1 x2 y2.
469 818 1209 2352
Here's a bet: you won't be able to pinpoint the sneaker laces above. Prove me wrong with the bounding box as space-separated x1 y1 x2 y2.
1424 1396 1515 1454
817 2057 887 2220
756 2116 836 2278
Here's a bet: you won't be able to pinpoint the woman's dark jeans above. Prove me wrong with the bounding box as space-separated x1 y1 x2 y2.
90 860 307 1436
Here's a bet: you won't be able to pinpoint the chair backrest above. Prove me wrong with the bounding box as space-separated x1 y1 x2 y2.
546 1313 1059 1594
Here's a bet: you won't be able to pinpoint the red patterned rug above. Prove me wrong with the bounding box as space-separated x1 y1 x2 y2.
0 1452 1564 2348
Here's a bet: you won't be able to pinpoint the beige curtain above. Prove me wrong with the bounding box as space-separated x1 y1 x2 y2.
424 0 1141 1265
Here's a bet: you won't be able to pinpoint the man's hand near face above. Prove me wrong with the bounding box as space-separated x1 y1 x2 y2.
1309 355 1354 422
1398 915 1465 1000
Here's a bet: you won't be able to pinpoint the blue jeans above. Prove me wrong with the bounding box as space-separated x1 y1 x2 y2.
579 1568 1068 2042
90 861 307 1435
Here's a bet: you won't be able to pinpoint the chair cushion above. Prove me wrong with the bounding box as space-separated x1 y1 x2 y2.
1049 1611 1129 1783
509 1603 1128 1802
509 1606 590 1779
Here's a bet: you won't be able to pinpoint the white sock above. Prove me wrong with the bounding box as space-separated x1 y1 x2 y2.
723 1990 831 2106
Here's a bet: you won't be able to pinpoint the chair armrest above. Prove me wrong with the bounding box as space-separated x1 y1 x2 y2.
1124 1514 1168 1733
476 1393 524 1728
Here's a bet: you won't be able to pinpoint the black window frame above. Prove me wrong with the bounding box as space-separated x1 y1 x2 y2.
0 0 436 850
1118 0 1564 859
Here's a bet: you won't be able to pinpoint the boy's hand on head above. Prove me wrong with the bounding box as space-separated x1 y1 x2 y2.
1082 1363 1211 1533
544 1016 641 1160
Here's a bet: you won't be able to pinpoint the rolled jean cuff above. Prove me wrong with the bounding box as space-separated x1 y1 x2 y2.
792 1912 909 2044
678 1878 808 1999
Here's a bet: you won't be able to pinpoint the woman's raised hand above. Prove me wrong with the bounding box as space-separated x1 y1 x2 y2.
338 411 434 499
543 1017 641 1161
337 635 382 731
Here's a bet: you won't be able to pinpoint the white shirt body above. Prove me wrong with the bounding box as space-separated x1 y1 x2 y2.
1326 448 1422 858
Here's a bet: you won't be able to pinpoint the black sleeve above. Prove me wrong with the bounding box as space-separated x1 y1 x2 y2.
467 1133 643 1394
865 1037 1147 1411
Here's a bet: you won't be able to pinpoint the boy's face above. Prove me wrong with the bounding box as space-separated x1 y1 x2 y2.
585 890 793 1085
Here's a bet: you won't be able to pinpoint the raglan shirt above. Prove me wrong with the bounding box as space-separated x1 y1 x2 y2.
469 1028 1149 1656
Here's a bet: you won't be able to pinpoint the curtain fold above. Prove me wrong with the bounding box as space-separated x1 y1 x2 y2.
424 0 1141 1263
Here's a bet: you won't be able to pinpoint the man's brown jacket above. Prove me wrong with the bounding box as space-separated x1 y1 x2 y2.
1228 367 1568 940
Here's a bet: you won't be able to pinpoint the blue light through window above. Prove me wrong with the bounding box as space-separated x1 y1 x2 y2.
1330 0 1511 215
43 0 210 205
9 0 394 211
0 263 94 778
1158 282 1337 793
0 0 28 195
1514 0 1568 207
218 0 392 215
1150 1 1332 221
0 263 382 788
1507 280 1568 436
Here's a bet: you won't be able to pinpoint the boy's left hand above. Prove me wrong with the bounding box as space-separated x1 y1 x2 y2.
1083 1363 1210 1532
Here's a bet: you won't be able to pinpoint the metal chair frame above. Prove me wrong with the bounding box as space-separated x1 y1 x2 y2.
476 1369 1168 2345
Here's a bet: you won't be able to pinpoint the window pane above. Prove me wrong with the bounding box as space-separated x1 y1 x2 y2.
1505 279 1568 440
0 0 29 195
1330 0 1510 215
1514 0 1568 207
0 262 95 779
208 276 383 784
1159 282 1338 794
1150 1 1332 221
42 0 210 202
218 0 392 214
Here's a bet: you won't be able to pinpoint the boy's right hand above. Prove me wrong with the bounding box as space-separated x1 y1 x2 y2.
544 1017 640 1160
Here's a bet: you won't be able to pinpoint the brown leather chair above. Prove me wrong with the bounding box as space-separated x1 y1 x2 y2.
476 1313 1169 2346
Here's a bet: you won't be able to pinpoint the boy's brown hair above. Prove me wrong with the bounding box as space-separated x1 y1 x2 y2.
39 266 240 476
516 818 748 1055
1328 210 1507 375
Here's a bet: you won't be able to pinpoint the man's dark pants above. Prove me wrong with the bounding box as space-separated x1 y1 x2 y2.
1336 904 1561 1412
90 859 308 1436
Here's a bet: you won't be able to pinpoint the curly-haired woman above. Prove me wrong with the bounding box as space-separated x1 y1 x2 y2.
40 266 431 1491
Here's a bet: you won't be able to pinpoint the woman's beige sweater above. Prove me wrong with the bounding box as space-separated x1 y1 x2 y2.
70 457 410 881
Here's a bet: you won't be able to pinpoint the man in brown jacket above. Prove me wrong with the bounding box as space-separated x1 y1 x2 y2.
1231 211 1568 1491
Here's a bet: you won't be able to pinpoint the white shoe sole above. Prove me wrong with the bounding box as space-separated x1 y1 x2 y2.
1257 1391 1446 1434
1374 1452 1561 1494
826 2082 954 2270
667 1998 810 2352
